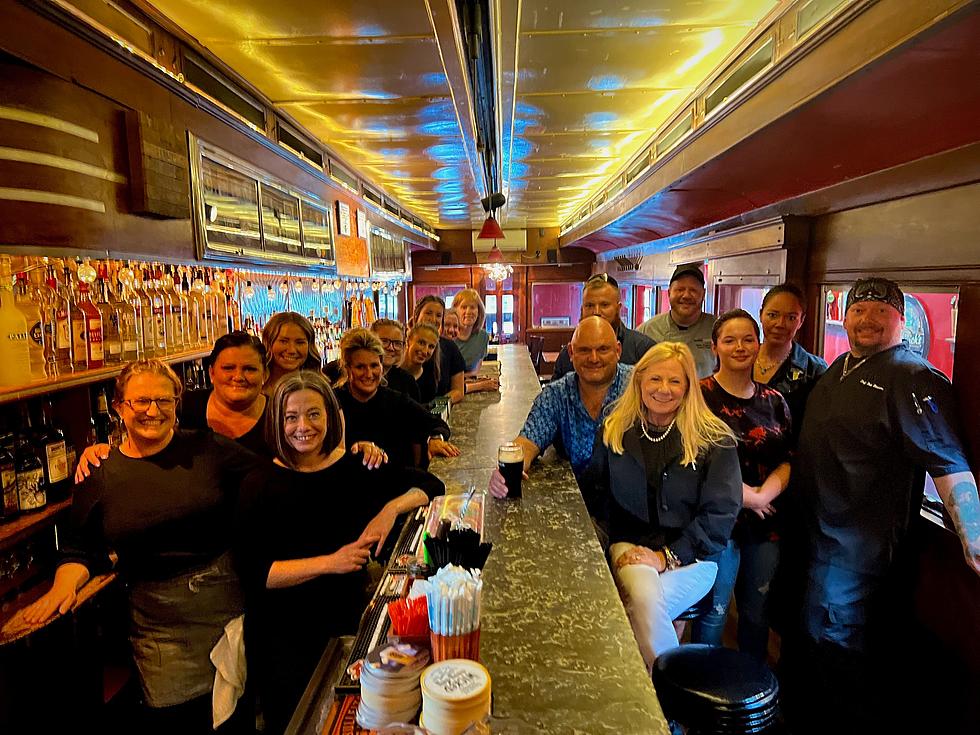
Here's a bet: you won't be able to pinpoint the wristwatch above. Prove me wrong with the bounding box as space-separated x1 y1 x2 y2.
662 546 681 571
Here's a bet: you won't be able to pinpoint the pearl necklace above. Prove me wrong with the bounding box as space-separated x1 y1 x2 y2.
640 418 676 443
840 353 869 382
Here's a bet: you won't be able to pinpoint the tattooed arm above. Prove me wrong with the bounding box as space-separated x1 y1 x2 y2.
933 471 980 577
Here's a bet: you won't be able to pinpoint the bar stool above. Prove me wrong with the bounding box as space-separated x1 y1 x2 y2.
653 644 780 734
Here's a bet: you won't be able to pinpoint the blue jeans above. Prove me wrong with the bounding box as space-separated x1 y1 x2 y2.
691 540 738 646
691 538 780 660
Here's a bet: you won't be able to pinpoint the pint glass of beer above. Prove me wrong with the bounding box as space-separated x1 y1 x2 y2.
497 442 524 498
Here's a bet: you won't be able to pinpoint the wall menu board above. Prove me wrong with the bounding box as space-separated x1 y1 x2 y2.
190 135 335 267
357 209 368 239
369 227 408 274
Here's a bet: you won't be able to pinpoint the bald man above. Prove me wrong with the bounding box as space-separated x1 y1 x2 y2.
489 317 631 496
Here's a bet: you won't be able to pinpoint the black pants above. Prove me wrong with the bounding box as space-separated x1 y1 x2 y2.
140 691 255 735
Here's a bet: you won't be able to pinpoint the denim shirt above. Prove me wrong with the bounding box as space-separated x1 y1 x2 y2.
519 363 631 476
768 341 828 442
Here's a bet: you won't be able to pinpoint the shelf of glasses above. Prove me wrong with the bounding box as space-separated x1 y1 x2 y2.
0 348 212 405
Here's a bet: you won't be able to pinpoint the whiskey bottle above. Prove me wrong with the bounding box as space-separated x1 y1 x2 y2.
110 263 140 361
93 388 121 446
0 435 18 521
14 431 46 513
136 268 158 358
0 256 33 387
42 263 74 374
187 269 210 347
13 272 47 380
75 280 105 369
36 400 69 502
148 268 168 356
163 266 187 352
95 263 122 365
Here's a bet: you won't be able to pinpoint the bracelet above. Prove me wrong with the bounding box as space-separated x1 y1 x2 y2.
662 547 681 571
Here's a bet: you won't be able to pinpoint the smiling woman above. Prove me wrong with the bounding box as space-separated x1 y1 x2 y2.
261 312 324 396
234 370 436 733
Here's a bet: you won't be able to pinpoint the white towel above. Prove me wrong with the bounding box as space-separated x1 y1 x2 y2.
210 614 247 729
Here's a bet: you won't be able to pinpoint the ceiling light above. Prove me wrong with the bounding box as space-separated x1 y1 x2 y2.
477 214 504 240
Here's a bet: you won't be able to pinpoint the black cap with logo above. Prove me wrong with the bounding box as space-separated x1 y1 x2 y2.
845 277 905 316
670 264 705 287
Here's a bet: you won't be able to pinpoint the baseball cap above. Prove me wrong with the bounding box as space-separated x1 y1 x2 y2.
845 277 905 316
669 264 705 287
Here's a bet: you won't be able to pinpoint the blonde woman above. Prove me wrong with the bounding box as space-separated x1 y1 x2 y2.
450 288 490 373
588 342 741 670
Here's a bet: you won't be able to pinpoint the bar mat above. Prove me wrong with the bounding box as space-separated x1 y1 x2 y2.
325 695 373 735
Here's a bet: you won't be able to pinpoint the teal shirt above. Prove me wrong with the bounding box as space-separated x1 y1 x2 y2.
454 329 490 372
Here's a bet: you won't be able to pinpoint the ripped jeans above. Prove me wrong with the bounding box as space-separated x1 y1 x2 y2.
691 538 780 661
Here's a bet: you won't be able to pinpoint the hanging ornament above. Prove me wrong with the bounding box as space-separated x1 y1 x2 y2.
267 285 276 301
294 279 304 293
311 279 320 293
279 280 289 296
333 279 342 290
244 281 255 300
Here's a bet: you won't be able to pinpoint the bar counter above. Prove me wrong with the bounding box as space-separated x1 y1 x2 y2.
294 344 669 734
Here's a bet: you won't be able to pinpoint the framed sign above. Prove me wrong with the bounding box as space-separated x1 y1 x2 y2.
357 209 369 239
336 200 352 236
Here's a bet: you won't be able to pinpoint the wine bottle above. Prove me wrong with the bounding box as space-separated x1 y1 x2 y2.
0 434 18 521
37 400 69 502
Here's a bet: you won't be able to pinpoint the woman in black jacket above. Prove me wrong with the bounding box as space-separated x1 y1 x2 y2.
588 341 741 671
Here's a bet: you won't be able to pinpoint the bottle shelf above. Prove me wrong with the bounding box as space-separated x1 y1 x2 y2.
0 348 212 405
0 497 72 552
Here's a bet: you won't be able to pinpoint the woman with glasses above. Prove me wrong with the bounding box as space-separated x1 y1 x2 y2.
334 328 458 472
24 360 260 734
587 342 741 671
234 371 434 734
370 318 420 401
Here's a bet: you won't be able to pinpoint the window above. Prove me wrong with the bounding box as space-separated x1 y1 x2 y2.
412 284 464 306
821 286 958 379
658 287 671 315
634 285 655 326
619 286 633 329
530 283 582 328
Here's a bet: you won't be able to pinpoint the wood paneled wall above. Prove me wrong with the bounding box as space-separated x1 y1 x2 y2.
0 5 423 268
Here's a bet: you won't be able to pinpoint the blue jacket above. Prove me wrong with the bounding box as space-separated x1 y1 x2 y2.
585 425 741 564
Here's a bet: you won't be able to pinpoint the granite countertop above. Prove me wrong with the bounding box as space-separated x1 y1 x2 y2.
429 344 669 735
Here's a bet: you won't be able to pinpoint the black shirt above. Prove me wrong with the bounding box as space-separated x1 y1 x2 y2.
334 385 450 475
234 455 432 725
180 389 272 457
765 341 827 444
796 344 970 575
60 430 260 581
384 365 421 402
700 376 793 541
418 337 466 402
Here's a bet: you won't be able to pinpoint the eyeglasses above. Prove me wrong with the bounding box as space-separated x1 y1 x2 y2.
379 337 405 349
586 273 619 289
121 397 176 412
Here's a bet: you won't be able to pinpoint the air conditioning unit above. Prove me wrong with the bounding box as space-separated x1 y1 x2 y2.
472 229 526 252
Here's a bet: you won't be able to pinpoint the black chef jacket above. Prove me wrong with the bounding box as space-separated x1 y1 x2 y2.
796 343 970 576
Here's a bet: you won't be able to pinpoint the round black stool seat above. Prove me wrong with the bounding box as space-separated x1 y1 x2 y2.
653 644 780 734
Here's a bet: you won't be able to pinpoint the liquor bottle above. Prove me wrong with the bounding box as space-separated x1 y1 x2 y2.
180 268 202 348
63 264 89 371
148 268 169 356
0 434 18 521
211 271 230 339
75 280 105 369
227 276 243 332
13 272 47 380
136 268 158 358
36 400 69 501
151 265 175 355
187 269 210 347
15 407 46 513
163 266 187 352
95 263 122 365
110 262 140 361
93 388 121 446
42 263 74 374
0 256 33 387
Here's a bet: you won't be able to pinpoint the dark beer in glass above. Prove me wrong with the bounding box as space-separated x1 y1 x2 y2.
497 442 524 498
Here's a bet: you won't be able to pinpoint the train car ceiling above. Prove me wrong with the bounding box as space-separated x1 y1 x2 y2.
134 0 781 231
